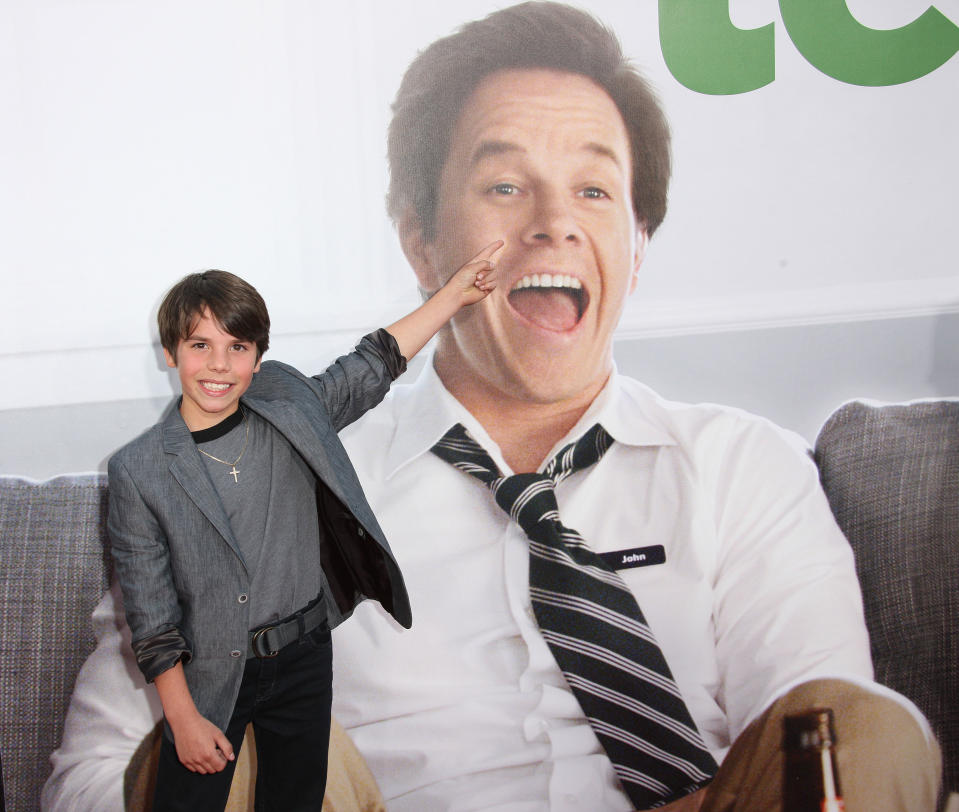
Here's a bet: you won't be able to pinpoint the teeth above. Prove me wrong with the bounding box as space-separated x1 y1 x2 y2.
203 382 231 391
513 274 582 291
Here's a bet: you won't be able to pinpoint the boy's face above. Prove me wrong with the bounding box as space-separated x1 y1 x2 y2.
164 309 261 431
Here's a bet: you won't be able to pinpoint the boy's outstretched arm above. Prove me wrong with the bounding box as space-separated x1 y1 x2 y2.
154 662 235 773
386 240 503 361
305 240 503 431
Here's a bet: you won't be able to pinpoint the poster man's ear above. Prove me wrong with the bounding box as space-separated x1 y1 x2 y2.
398 210 443 293
630 227 649 294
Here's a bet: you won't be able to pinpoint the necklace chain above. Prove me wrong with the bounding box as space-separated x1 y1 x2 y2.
197 411 249 483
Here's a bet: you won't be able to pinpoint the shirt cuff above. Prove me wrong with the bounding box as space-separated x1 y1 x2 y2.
132 628 192 682
365 328 408 381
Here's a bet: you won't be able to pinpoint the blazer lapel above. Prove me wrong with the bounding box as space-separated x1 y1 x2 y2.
161 405 247 568
243 397 350 503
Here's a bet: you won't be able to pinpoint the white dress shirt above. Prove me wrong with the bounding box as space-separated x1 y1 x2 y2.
42 362 873 811
328 362 873 811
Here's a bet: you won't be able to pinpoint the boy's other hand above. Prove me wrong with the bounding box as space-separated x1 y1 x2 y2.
446 240 504 307
172 712 236 773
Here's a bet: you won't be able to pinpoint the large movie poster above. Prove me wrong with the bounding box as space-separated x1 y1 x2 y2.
2 1 957 420
3 3 958 811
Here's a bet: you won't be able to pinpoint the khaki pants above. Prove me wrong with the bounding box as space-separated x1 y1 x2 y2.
125 717 385 812
128 679 940 812
698 679 942 812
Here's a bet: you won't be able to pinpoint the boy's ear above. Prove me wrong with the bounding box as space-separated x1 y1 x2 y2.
398 209 443 293
163 347 177 369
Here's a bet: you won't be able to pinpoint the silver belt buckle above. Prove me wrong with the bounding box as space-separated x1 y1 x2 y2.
251 626 279 658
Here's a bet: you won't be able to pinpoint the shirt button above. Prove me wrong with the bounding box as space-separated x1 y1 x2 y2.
238 593 248 603
230 650 242 658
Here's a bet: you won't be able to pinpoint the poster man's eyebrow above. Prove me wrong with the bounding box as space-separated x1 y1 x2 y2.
469 140 524 168
584 141 624 171
469 139 625 171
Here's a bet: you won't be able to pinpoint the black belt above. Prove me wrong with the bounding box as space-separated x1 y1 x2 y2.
247 598 327 659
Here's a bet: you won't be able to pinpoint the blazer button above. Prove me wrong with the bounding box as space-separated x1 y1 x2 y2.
230 650 242 658
238 593 248 604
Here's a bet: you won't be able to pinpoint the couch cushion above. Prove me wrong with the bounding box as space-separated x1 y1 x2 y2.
815 400 959 796
0 474 109 812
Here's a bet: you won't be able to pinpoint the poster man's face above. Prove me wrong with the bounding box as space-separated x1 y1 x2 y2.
407 69 646 408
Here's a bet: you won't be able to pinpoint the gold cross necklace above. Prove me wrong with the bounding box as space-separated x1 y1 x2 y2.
197 411 250 483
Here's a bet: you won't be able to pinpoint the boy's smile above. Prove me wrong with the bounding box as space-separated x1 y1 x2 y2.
164 309 261 431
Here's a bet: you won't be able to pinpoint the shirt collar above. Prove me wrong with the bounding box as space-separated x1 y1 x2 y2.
582 367 677 450
384 353 676 479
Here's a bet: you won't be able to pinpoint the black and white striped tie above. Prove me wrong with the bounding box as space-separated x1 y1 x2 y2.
432 423 717 809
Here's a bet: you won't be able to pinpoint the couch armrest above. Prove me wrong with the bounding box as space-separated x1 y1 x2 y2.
0 474 110 812
814 400 959 800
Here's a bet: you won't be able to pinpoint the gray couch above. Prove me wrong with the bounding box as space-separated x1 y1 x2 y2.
814 399 958 805
1 400 956 811
1 474 110 811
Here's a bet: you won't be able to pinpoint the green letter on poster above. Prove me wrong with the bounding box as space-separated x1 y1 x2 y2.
659 0 774 95
779 0 959 86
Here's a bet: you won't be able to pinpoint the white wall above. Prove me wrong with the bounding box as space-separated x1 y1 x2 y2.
2 0 958 471
3 313 956 479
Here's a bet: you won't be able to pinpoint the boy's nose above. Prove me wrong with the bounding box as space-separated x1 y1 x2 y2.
208 351 230 371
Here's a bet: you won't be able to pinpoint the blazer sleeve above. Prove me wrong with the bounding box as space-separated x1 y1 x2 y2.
107 455 192 681
312 329 407 432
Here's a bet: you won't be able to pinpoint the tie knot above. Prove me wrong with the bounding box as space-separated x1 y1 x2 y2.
430 422 614 535
492 473 558 532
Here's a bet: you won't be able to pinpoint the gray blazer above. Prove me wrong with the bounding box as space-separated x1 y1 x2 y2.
107 335 411 730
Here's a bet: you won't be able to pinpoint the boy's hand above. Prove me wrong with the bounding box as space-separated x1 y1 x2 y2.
170 711 235 773
384 239 505 361
154 660 235 773
443 240 504 307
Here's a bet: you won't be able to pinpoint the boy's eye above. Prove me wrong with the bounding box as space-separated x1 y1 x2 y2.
191 342 208 350
232 344 249 352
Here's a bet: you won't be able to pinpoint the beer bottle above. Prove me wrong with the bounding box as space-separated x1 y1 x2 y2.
783 707 846 812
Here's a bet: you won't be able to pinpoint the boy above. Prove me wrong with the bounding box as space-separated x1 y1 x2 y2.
107 242 501 810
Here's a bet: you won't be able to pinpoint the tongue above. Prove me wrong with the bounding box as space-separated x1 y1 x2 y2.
508 289 580 331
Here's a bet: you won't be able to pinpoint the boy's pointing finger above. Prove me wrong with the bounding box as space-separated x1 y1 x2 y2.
467 239 505 267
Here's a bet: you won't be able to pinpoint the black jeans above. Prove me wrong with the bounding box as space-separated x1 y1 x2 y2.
153 625 333 812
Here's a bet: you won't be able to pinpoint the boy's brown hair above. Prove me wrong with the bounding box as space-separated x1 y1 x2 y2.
158 270 270 362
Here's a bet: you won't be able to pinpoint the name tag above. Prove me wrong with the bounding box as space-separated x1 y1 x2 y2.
599 545 666 570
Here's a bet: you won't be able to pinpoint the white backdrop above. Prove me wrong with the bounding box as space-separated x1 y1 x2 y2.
2 0 958 413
